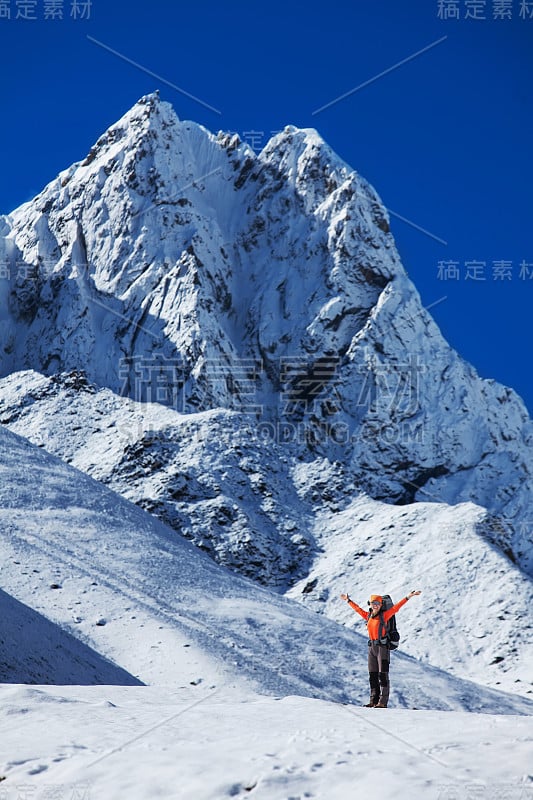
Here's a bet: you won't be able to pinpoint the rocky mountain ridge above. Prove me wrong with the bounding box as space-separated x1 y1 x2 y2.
0 92 531 580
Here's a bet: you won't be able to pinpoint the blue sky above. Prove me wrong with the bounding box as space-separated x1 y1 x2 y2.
1 0 532 412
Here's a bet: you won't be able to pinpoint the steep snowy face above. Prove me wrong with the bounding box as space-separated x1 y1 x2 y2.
0 92 401 410
1 93 250 408
238 126 399 366
0 370 316 591
0 92 532 576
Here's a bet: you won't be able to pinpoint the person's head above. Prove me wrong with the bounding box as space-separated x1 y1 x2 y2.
368 594 382 614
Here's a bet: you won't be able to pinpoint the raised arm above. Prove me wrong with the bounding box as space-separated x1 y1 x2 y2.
385 590 422 620
340 593 369 620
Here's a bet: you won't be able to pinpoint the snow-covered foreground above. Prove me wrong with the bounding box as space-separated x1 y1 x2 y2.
1 684 532 800
1 416 533 799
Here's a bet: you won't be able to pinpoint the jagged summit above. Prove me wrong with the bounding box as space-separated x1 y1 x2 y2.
0 93 532 584
0 91 400 377
75 90 177 167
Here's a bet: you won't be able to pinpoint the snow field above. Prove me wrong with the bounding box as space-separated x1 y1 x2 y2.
1 685 532 800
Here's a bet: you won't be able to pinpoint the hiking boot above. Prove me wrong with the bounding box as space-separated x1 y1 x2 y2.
364 697 379 707
374 702 388 708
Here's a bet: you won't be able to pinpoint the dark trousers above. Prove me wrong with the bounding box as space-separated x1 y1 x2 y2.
367 641 390 704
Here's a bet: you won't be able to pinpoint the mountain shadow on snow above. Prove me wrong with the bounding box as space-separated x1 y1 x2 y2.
0 589 143 686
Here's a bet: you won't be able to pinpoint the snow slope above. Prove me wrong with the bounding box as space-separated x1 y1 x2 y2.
0 370 316 590
1 370 531 698
287 493 533 697
0 423 530 715
0 588 142 686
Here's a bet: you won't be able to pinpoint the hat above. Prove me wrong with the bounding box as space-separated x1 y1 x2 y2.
369 594 383 604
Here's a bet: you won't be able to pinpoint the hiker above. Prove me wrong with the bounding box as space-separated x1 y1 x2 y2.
340 590 421 708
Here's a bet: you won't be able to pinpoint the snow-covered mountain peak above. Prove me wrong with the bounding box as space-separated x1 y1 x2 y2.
81 90 174 162
261 123 347 177
1 92 532 584
0 92 402 378
259 123 391 230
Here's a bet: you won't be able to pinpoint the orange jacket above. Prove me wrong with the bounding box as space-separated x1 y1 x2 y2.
347 596 409 641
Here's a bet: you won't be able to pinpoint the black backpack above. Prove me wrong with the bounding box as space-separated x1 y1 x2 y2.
377 594 400 650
